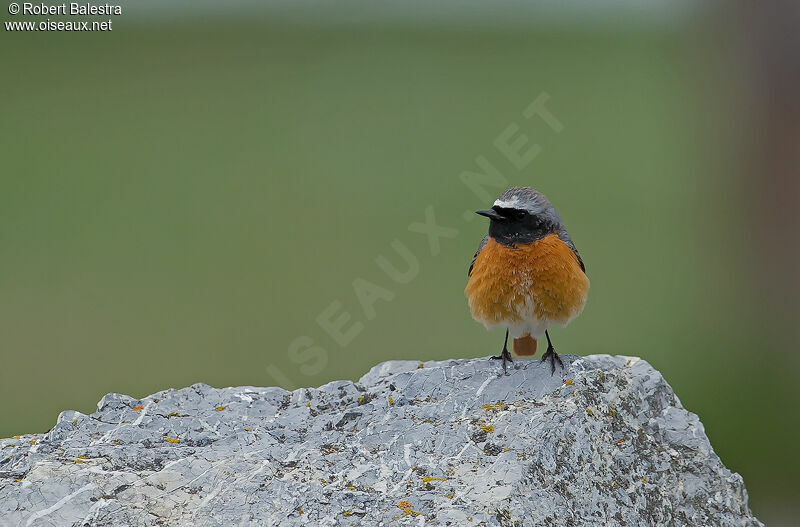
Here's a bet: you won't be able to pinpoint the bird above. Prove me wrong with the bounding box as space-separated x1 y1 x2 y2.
465 187 589 373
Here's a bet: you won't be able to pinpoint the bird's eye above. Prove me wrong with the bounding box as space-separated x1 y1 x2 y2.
514 210 527 220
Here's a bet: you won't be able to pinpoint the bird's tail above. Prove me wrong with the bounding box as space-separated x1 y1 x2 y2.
512 334 538 356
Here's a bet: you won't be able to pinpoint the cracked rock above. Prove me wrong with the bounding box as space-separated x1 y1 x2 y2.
0 355 762 526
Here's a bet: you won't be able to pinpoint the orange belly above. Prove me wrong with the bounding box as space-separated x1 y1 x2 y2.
465 234 589 337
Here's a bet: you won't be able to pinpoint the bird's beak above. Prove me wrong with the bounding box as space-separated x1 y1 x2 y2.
475 209 505 221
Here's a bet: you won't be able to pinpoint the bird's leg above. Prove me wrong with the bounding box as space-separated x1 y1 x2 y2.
490 329 513 373
540 330 564 375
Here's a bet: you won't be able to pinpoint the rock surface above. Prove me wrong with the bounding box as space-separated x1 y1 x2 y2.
0 355 761 527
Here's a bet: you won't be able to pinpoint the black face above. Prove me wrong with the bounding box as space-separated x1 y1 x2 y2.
476 206 557 246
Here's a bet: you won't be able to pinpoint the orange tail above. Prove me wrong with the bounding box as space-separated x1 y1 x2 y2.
512 335 538 356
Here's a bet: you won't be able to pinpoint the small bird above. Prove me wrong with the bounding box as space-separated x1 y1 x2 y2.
465 187 589 373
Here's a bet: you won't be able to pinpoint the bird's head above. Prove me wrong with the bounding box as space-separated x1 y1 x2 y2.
476 187 563 245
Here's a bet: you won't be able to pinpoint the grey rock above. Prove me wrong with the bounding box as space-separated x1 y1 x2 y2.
0 355 762 526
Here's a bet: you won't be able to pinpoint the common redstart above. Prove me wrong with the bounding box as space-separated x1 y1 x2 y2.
465 187 589 373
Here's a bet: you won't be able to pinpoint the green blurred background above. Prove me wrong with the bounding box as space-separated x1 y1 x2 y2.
2 2 798 524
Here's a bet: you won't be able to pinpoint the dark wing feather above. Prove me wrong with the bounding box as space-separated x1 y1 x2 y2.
557 229 586 273
468 235 490 277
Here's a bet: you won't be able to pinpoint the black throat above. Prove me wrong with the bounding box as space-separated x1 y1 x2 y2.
488 218 558 248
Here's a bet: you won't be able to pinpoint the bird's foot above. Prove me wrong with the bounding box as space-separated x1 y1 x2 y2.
490 349 513 373
540 346 563 375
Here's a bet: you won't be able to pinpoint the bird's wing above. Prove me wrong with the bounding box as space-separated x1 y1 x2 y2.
468 235 490 277
558 229 586 273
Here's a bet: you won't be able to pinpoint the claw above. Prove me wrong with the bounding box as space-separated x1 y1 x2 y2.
541 330 563 375
541 347 563 375
490 349 513 373
490 329 513 373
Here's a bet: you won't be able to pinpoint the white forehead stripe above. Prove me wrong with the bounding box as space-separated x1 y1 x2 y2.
493 198 521 209
493 197 536 213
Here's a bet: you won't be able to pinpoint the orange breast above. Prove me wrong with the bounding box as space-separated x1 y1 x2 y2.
465 234 589 331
